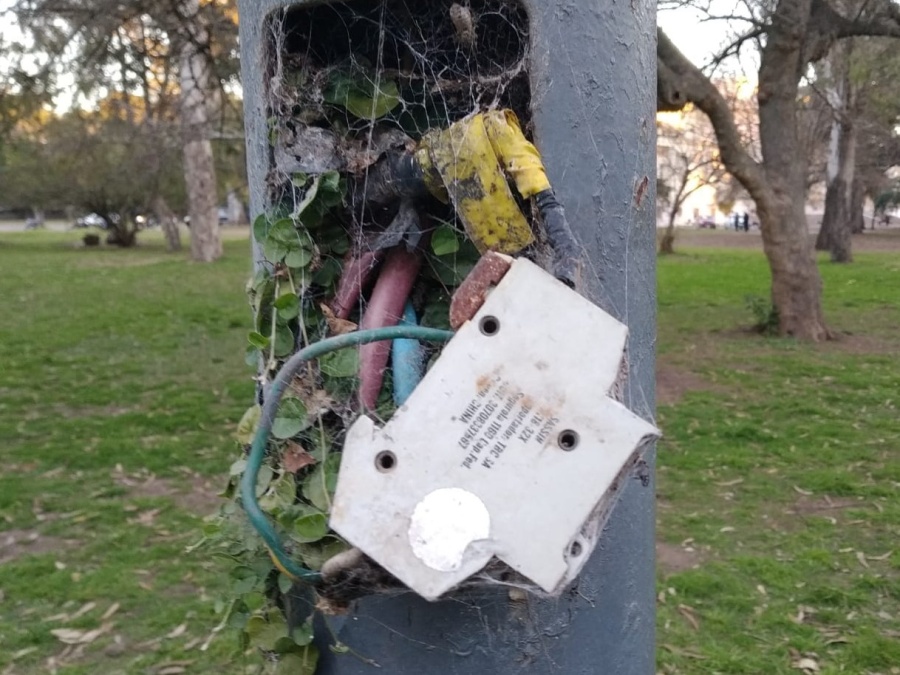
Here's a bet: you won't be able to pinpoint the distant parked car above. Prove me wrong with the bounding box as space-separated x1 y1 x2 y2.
183 208 229 227
697 216 717 229
74 213 108 229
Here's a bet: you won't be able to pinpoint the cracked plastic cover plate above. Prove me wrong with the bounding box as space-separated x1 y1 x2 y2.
329 259 660 601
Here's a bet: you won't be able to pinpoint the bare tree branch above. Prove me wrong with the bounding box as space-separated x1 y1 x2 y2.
657 28 769 207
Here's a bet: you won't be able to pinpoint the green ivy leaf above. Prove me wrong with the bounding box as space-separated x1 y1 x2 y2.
425 237 481 286
284 247 314 269
292 619 315 647
245 609 289 650
312 257 341 287
324 71 401 120
229 458 247 476
275 646 319 675
421 290 452 330
431 225 460 256
274 293 300 321
297 537 349 571
259 472 296 514
319 170 341 195
277 573 294 596
231 567 260 596
252 213 269 243
302 454 341 512
319 349 358 378
272 397 309 439
245 346 261 367
248 332 270 349
292 505 329 543
262 218 310 264
256 464 274 498
274 324 295 358
250 267 271 292
236 405 261 445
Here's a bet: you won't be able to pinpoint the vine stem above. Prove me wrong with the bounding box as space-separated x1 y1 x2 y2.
268 277 281 369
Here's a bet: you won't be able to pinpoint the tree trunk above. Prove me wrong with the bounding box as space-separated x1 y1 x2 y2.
152 195 182 252
659 211 677 254
850 178 865 233
758 196 830 339
179 0 221 263
657 27 831 341
756 1 831 339
815 44 855 263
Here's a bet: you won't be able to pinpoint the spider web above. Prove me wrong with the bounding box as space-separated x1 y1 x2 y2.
251 0 655 611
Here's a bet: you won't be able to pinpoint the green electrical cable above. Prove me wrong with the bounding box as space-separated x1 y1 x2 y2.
240 325 455 583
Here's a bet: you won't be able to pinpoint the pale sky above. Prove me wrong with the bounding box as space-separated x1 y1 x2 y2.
658 4 760 81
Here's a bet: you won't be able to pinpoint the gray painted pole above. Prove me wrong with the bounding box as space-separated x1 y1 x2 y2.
237 1 657 672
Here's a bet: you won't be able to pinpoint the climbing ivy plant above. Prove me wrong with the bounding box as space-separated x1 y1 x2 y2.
195 171 356 674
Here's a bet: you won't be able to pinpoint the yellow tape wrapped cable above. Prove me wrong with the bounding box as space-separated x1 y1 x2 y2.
482 110 551 198
420 111 551 254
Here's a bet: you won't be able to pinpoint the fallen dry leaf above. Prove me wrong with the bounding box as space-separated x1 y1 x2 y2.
677 604 700 631
792 656 820 673
166 623 187 639
282 442 317 473
793 485 813 496
660 643 706 659
12 647 38 661
77 622 114 644
134 509 161 526
868 550 893 561
856 551 869 568
715 478 744 487
44 612 70 623
183 637 201 650
50 628 86 645
69 602 96 620
321 304 358 336
101 602 120 620
50 622 113 645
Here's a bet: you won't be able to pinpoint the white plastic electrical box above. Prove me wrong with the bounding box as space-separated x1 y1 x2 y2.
330 258 659 600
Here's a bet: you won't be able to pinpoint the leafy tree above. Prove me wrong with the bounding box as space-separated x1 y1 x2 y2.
815 35 900 260
0 105 186 245
657 0 900 340
5 0 241 259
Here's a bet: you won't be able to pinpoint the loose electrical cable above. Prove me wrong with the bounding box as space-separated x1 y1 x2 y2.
240 325 455 582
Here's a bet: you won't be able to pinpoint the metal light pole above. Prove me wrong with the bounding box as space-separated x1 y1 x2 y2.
237 0 657 672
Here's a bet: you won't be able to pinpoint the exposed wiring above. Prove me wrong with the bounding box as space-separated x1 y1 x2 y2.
391 301 426 406
240 325 455 582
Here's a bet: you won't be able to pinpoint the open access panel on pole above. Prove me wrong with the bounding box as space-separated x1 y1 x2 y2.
236 0 658 671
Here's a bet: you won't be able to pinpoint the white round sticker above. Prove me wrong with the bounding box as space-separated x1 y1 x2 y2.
408 488 491 572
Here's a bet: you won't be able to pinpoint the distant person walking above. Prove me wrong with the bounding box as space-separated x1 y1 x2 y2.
741 212 750 232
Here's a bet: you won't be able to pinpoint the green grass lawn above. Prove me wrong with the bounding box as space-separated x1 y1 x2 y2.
0 230 259 673
656 245 900 674
0 229 897 674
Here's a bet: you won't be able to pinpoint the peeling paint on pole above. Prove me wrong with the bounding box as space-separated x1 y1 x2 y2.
237 0 657 671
